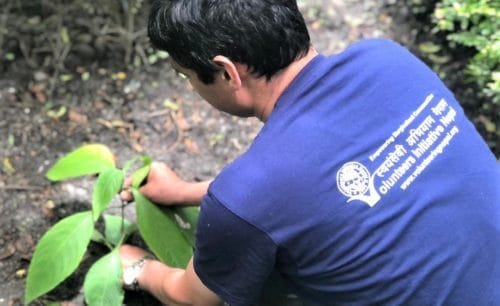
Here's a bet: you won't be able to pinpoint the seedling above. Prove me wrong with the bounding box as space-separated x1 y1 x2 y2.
24 144 198 305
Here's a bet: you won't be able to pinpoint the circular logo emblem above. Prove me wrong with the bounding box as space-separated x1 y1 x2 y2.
336 162 370 197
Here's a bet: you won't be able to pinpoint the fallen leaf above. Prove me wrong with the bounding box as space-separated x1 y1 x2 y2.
97 118 132 130
97 118 113 129
174 111 191 131
130 140 144 153
47 106 67 119
111 120 133 129
3 158 15 174
7 134 14 148
163 99 179 111
183 137 199 154
68 109 88 124
311 20 321 30
115 71 127 80
29 83 47 103
60 74 73 82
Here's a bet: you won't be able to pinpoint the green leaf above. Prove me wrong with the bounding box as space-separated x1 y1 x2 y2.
104 215 137 247
131 157 152 188
122 155 152 178
91 229 106 244
47 144 116 181
121 157 140 177
170 207 199 248
25 212 94 304
83 250 124 306
92 168 124 221
133 189 192 267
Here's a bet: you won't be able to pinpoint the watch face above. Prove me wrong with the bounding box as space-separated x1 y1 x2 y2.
123 258 147 288
123 267 136 285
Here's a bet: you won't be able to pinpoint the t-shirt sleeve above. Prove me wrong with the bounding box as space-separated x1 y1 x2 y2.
193 191 278 306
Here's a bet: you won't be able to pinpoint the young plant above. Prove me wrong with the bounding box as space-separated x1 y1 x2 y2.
24 144 198 305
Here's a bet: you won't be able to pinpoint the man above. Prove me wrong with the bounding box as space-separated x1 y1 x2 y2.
119 0 500 305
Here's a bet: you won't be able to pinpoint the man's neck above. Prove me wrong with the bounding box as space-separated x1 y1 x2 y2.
253 47 318 122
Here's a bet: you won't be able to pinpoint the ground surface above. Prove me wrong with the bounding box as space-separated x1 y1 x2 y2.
1 1 418 305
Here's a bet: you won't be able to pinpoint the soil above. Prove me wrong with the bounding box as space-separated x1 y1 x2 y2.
0 0 442 305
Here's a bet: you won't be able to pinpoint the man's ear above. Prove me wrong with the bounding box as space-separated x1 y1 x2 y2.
212 55 242 89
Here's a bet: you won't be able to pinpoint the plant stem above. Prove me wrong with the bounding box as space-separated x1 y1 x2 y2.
121 200 126 236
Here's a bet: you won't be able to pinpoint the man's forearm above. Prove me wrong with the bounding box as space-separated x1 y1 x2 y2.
137 258 222 306
178 180 211 205
139 260 189 305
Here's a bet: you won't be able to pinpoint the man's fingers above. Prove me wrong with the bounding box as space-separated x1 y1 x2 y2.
120 177 134 202
120 189 133 202
123 177 133 189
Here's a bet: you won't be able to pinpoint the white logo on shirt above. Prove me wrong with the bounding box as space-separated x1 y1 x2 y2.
336 93 461 208
336 162 380 207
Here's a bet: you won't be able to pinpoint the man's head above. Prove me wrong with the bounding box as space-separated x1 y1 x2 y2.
148 0 311 84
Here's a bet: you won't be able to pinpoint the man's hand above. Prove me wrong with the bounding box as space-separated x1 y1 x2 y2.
119 245 223 306
120 244 150 269
119 162 211 206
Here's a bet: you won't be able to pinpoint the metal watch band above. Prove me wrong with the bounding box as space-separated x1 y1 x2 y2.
123 255 152 291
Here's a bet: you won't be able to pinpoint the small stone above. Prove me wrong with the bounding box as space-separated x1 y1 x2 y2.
15 269 27 278
33 71 48 82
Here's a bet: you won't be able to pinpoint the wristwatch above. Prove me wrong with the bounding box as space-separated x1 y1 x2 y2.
123 256 151 291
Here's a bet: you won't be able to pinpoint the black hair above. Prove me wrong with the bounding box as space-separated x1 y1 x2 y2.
148 0 311 84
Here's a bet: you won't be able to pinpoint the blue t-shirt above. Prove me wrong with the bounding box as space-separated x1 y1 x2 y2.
193 39 500 306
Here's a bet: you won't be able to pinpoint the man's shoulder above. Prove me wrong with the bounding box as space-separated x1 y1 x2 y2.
340 38 408 59
209 149 273 203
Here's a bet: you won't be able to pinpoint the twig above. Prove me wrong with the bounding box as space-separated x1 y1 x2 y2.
164 112 184 153
146 109 171 119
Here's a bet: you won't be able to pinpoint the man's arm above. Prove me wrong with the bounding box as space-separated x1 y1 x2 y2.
120 162 211 206
121 245 223 306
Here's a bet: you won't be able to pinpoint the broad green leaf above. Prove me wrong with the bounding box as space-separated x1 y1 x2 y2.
83 250 124 306
25 212 94 304
47 144 116 181
131 157 152 188
133 189 192 267
121 157 140 177
91 229 106 244
170 207 199 248
92 168 124 221
104 214 137 247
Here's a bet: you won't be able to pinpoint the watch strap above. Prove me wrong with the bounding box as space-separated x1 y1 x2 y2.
123 255 153 291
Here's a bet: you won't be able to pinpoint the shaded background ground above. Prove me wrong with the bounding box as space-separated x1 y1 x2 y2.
0 0 495 305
